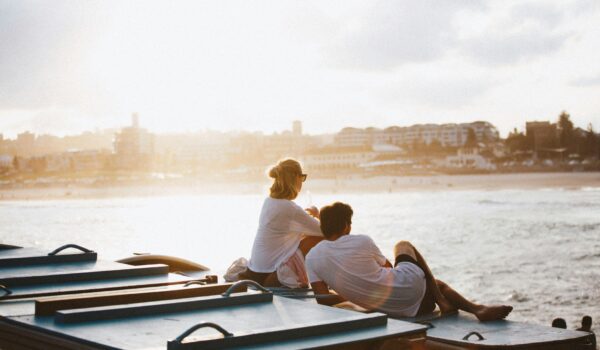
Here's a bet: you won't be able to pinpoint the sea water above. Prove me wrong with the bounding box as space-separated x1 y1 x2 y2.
1 187 599 336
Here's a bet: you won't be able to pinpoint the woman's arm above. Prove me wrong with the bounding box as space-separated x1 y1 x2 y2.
291 203 322 236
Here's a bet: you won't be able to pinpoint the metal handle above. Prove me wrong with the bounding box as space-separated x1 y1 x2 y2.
172 322 233 343
48 244 94 256
183 275 218 287
184 280 206 287
221 280 270 297
462 331 485 341
0 285 13 298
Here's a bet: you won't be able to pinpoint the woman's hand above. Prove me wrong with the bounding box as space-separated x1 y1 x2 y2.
305 206 319 218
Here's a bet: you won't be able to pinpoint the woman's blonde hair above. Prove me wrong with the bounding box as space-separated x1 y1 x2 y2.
268 158 303 200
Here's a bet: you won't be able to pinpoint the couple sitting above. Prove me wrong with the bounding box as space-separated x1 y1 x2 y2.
243 158 512 321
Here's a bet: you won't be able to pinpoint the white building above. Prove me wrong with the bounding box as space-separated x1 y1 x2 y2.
336 121 499 148
301 143 405 172
301 146 377 172
440 148 496 170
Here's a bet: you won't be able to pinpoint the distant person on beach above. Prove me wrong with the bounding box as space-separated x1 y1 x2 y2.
576 316 596 347
305 202 513 321
241 158 323 287
552 318 567 329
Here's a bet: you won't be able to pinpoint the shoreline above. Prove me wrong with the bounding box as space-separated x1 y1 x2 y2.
1 172 600 201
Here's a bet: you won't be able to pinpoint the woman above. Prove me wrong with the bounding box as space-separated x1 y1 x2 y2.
242 158 323 287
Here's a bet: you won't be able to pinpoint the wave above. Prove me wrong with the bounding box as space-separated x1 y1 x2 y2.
572 253 600 261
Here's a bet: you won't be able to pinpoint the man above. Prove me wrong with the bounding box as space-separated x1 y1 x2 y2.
305 202 513 321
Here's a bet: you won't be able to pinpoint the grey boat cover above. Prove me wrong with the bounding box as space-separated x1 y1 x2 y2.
2 294 426 349
417 311 594 348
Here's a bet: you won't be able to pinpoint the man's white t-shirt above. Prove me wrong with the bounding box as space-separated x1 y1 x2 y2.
248 197 322 273
305 234 426 318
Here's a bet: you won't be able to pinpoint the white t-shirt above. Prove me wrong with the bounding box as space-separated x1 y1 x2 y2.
248 197 322 273
305 234 426 318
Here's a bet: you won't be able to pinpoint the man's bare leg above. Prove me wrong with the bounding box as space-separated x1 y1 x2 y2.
436 280 513 321
394 241 456 314
394 241 512 321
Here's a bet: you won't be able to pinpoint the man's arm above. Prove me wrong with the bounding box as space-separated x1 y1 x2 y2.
310 281 346 306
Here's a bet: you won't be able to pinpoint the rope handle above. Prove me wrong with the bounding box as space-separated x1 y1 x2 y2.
462 331 485 341
48 244 94 256
172 322 233 344
221 280 270 297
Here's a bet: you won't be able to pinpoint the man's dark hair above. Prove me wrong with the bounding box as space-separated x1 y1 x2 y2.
319 202 353 239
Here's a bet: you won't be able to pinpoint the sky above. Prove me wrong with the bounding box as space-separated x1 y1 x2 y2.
0 0 599 138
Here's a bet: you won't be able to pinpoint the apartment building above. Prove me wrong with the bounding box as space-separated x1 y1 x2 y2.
335 121 499 148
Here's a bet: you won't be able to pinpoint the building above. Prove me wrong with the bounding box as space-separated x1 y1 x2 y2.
440 148 496 170
525 121 558 151
16 131 35 156
335 121 500 148
301 143 405 173
113 113 155 169
301 146 377 172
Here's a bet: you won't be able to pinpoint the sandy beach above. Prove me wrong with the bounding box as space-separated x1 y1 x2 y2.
1 172 600 201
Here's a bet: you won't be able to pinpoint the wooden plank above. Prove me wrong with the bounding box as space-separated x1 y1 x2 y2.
56 292 273 323
2 273 192 300
35 283 237 316
0 263 169 287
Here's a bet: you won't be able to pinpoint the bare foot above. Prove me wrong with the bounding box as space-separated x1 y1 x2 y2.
474 305 513 322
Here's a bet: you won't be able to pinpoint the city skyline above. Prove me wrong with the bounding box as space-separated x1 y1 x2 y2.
1 1 599 138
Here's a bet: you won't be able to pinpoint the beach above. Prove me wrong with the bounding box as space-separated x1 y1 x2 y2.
1 172 600 201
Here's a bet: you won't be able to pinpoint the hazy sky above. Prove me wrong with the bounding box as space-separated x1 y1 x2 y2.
1 0 599 138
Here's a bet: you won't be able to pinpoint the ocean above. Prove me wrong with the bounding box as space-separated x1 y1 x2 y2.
1 185 599 336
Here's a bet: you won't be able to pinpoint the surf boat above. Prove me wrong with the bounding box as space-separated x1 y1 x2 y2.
0 244 427 349
0 244 595 349
121 252 596 350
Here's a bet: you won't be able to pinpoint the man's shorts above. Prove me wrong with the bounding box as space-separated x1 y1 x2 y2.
394 254 436 315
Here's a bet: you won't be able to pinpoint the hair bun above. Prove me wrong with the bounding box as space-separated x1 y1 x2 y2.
268 165 280 179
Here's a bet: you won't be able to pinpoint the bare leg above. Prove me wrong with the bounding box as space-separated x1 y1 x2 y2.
394 241 513 321
299 236 324 257
394 241 456 314
436 280 513 321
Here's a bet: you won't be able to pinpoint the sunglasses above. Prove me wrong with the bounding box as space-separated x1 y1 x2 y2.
300 174 307 182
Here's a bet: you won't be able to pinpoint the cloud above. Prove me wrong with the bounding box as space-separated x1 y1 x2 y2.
376 70 498 110
461 2 573 66
0 1 111 110
462 31 571 66
570 74 600 87
327 1 486 70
